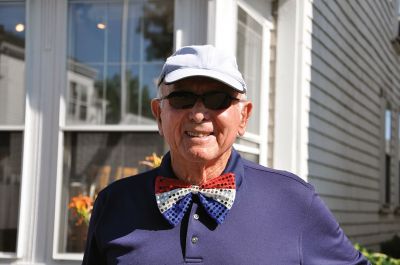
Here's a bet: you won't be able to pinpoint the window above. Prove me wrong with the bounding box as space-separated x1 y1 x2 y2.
0 1 25 255
383 107 392 208
235 3 270 165
55 0 173 257
67 81 90 122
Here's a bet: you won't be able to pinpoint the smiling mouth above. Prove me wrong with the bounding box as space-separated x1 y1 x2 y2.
185 131 213 137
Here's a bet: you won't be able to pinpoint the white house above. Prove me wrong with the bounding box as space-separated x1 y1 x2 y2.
0 0 399 264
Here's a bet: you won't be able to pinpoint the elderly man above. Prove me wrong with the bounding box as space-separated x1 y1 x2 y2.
83 45 369 264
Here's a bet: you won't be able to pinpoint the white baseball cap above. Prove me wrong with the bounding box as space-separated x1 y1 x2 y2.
158 45 247 93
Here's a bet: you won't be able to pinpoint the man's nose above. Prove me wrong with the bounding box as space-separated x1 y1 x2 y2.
189 99 209 122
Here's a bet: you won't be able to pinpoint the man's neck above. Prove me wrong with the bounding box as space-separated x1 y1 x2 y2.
170 151 231 185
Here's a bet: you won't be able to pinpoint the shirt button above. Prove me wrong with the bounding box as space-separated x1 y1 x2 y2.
191 236 199 244
193 213 199 220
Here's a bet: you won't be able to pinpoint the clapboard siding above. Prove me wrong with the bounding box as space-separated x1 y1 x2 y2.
309 129 379 168
310 80 379 136
309 115 380 159
313 4 383 99
334 211 399 225
311 26 381 111
310 99 380 149
330 0 400 101
310 159 379 187
308 0 400 247
321 196 380 212
309 145 379 179
345 223 398 237
356 1 400 78
314 1 393 95
311 177 379 201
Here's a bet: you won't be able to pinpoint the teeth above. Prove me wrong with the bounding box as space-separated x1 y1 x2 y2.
186 131 211 137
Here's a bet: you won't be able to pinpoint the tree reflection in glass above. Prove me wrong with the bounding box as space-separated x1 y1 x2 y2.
66 0 173 125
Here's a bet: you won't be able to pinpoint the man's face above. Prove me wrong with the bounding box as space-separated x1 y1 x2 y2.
151 77 252 164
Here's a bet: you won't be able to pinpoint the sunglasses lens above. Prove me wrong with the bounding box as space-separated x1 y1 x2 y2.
203 93 232 110
163 91 237 110
166 92 196 109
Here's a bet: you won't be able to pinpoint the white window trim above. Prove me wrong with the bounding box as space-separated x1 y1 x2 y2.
17 1 74 264
395 110 400 210
207 0 236 54
273 0 313 180
0 252 17 260
379 94 393 214
0 126 24 131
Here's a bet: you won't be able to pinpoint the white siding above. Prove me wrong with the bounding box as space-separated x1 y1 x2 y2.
308 0 400 248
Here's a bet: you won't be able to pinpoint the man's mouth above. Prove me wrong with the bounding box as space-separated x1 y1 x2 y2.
185 131 213 137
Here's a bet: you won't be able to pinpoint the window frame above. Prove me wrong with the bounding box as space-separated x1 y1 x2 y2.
395 110 400 214
380 97 394 214
0 0 26 259
233 0 273 166
53 0 173 260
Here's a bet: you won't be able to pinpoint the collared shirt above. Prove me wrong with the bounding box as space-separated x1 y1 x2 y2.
83 149 369 265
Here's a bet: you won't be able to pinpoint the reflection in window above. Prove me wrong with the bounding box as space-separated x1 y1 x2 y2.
59 132 164 253
384 109 391 205
0 1 26 126
58 0 173 254
0 132 23 253
66 0 174 125
0 1 25 253
67 81 91 123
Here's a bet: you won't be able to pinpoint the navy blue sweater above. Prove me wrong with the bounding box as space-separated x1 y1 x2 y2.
83 150 369 264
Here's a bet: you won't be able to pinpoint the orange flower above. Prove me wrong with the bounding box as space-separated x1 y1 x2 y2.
139 153 163 168
69 194 93 226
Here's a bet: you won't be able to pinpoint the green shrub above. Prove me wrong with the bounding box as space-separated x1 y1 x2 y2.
355 244 400 265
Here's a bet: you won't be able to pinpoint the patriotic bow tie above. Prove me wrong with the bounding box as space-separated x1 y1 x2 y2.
155 173 236 226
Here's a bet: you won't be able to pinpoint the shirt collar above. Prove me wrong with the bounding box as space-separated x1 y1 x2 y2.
157 148 244 191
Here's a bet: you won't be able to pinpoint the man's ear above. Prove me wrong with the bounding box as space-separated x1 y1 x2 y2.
151 99 163 136
238 101 252 136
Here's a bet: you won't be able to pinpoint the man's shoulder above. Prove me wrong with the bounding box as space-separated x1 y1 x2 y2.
241 159 314 192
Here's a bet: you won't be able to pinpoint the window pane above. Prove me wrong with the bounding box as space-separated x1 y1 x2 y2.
66 0 173 125
0 1 26 126
236 6 262 135
0 132 23 252
385 109 391 154
141 1 174 61
58 132 164 253
384 109 391 205
60 0 173 253
0 1 25 254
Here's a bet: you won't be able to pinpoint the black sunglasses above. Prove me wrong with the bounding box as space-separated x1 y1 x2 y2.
159 91 241 110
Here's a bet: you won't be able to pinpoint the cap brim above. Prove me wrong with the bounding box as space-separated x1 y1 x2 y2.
163 68 246 93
